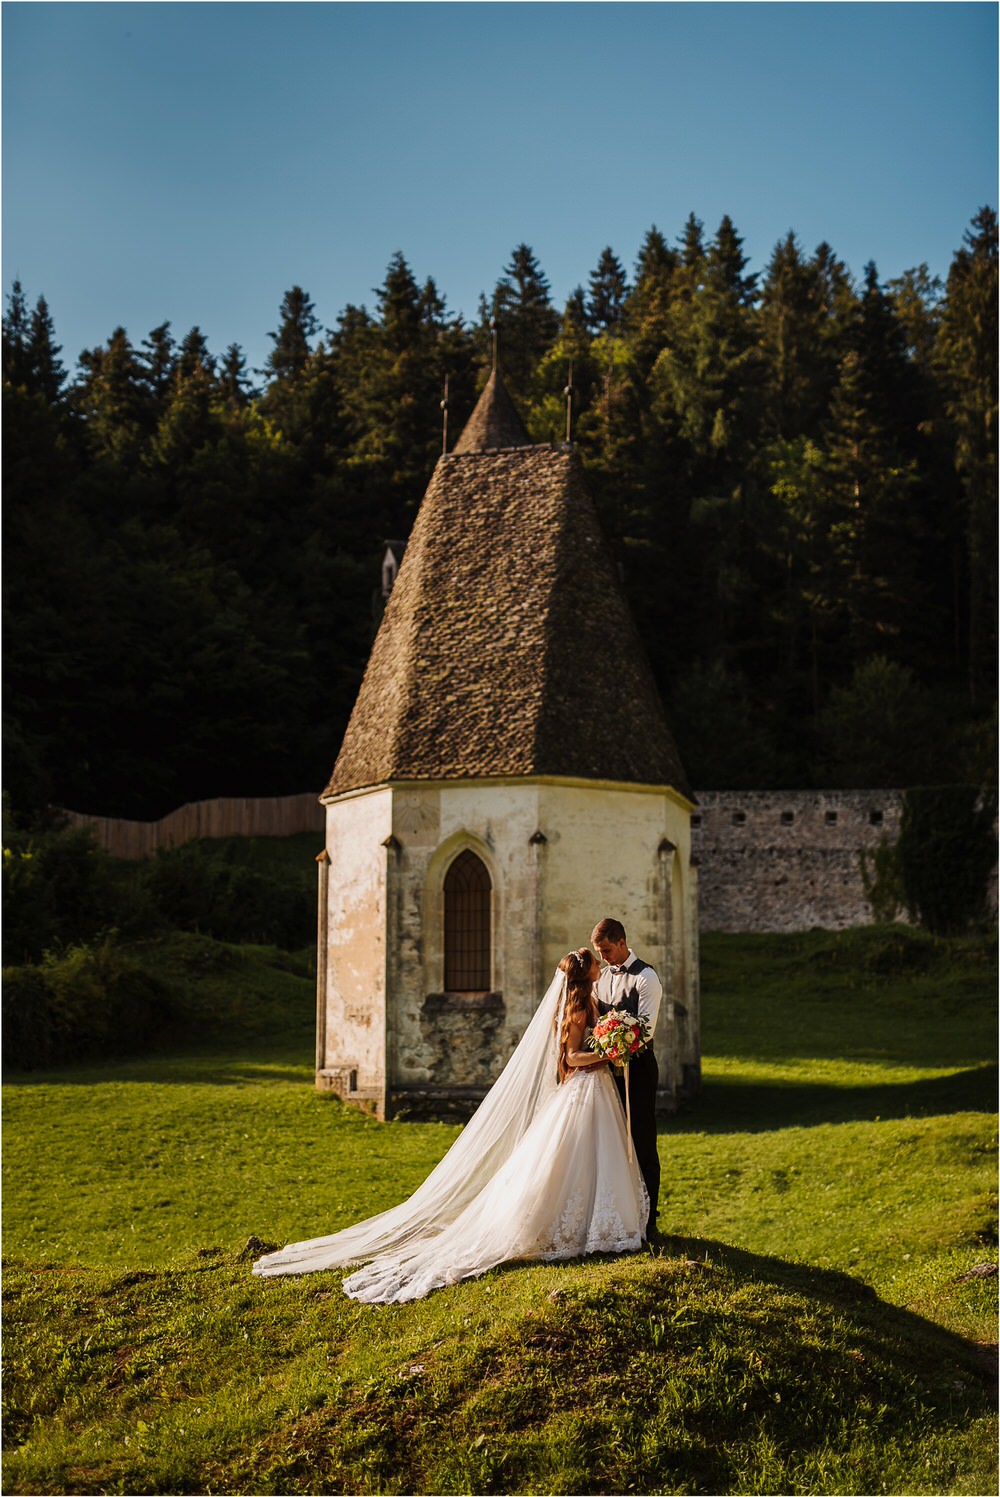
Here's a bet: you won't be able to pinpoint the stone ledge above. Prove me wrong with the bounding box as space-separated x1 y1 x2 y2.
422 991 505 1014
390 1084 489 1121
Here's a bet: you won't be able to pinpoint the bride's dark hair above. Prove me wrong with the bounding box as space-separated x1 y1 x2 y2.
556 947 598 1083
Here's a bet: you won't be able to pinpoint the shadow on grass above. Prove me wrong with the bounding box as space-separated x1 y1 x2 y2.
671 1063 998 1134
1 1036 315 1089
3 1236 995 1497
468 1233 998 1395
647 1234 999 1383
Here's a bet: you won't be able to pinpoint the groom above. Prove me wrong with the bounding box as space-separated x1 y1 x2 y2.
591 918 661 1236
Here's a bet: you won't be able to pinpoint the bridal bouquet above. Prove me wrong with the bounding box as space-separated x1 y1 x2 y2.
588 1008 652 1162
588 1008 652 1067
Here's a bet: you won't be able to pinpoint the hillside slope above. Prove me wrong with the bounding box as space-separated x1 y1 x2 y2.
3 1243 996 1496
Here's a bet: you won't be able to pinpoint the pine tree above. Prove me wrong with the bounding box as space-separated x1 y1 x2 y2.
332 254 475 529
635 224 678 285
3 283 65 401
177 326 215 379
884 264 959 680
653 215 762 467
759 233 830 439
887 264 943 368
707 215 757 305
935 206 999 703
625 226 678 376
264 286 319 384
261 287 324 442
27 296 65 403
818 264 927 666
648 216 767 673
150 359 218 473
219 344 254 408
329 303 376 415
141 323 177 409
562 286 589 344
680 213 705 269
376 251 422 353
74 327 152 465
585 247 629 334
2 280 31 386
853 262 922 457
812 241 857 375
487 244 559 397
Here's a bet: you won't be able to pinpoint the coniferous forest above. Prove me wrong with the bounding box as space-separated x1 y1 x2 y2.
3 210 997 821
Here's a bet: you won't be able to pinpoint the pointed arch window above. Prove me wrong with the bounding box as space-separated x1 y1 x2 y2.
444 850 492 992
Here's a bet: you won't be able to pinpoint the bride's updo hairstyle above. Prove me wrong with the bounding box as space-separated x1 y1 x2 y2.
556 947 599 1082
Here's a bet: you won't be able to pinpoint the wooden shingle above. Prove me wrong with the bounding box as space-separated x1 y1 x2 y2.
451 367 531 453
324 388 691 800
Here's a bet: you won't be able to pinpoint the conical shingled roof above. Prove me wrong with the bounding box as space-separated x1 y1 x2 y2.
451 367 531 453
323 438 692 802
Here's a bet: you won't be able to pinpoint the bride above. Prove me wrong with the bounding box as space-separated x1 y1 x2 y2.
253 948 648 1303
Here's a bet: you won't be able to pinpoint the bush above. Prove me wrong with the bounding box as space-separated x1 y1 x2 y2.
2 936 171 1070
859 836 906 924
1 807 315 1070
139 840 312 949
897 785 998 935
1 964 59 1069
1 824 134 966
2 815 312 969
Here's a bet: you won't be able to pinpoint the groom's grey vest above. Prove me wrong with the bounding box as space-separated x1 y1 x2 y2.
597 957 656 1040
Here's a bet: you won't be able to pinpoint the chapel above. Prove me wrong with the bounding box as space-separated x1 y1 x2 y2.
315 368 700 1119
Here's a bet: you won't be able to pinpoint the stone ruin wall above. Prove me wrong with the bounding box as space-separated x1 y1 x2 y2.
691 790 905 933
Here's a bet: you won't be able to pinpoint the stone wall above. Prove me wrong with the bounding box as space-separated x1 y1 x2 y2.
691 790 904 933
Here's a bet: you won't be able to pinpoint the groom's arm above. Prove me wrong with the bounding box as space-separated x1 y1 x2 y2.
635 967 663 1032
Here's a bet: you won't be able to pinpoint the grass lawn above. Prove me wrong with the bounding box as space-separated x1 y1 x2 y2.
3 924 996 1495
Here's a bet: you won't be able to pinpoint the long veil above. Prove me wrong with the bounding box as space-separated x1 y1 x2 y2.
253 967 567 1278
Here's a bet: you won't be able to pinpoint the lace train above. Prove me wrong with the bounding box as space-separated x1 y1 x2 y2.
253 968 649 1303
341 1067 647 1304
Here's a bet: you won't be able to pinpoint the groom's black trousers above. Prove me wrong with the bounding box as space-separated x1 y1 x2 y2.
612 1048 660 1234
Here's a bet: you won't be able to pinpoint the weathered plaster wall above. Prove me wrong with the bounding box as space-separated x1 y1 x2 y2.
531 782 697 1107
317 789 393 1109
692 790 904 933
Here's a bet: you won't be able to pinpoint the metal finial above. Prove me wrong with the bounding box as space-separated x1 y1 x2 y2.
440 374 449 454
490 318 498 373
564 359 574 443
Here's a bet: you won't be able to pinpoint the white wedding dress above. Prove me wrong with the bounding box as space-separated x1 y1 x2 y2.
253 969 647 1304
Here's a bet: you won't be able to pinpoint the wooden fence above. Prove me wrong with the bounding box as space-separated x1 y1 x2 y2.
62 793 325 861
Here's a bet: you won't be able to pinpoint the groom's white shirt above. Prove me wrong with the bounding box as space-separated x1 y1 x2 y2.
597 949 663 1032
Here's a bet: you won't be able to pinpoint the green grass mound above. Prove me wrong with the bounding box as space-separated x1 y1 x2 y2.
3 1243 995 1496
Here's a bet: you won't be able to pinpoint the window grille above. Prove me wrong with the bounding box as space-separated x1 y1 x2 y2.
444 850 492 991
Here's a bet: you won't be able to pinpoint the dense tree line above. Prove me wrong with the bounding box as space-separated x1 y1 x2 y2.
3 211 996 819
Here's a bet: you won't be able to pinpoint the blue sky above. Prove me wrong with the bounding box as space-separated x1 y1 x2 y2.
3 1 997 378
